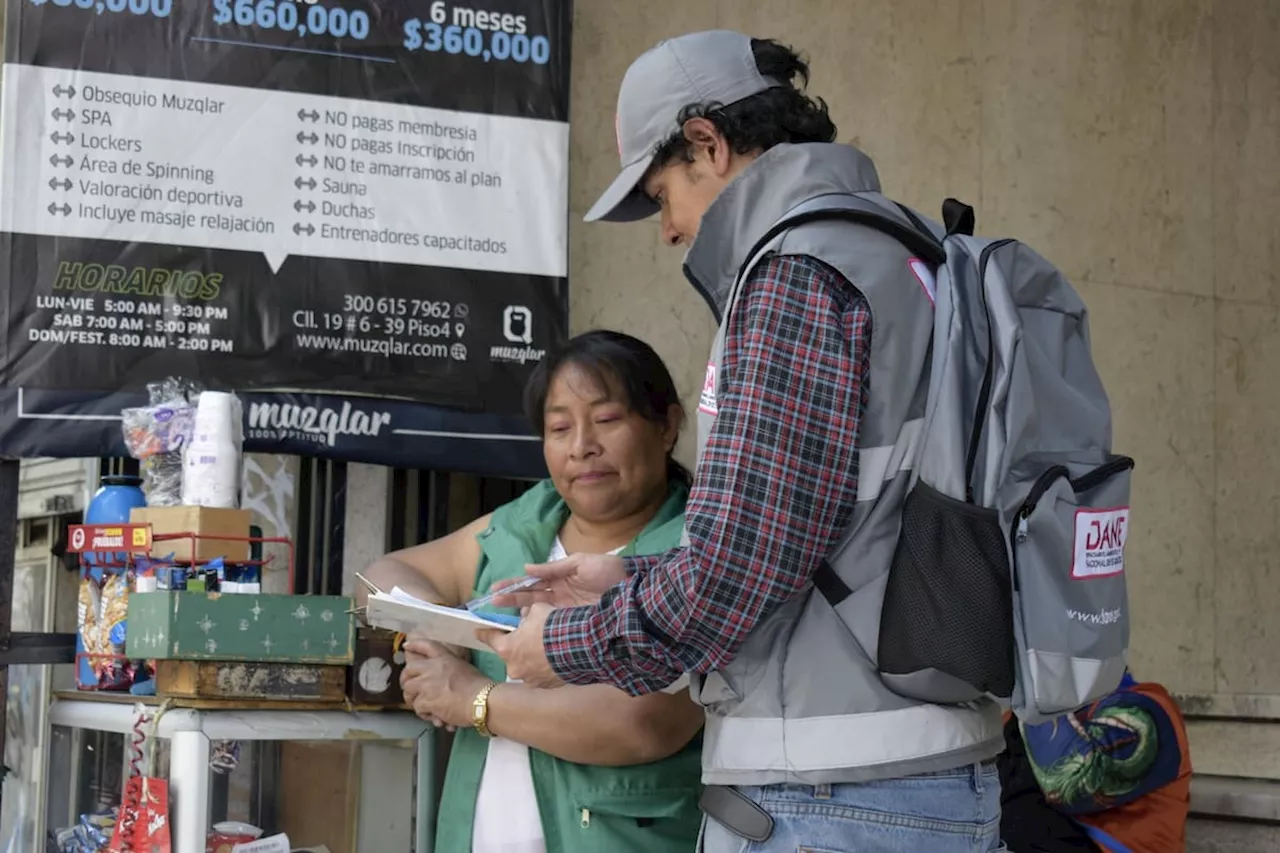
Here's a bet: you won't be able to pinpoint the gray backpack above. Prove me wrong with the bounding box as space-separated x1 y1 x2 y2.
793 197 1133 724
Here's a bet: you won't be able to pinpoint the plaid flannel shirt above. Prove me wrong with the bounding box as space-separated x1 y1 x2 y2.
543 254 872 694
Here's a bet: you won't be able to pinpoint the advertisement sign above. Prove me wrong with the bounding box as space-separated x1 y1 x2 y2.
0 386 546 475
65 522 152 553
0 0 570 474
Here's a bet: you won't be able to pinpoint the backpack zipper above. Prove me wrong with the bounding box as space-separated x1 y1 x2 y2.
1008 456 1136 590
1069 455 1135 493
1009 464 1071 591
580 808 590 828
964 239 1017 503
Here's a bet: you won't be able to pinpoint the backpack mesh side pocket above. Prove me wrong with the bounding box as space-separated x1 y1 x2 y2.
878 481 1016 704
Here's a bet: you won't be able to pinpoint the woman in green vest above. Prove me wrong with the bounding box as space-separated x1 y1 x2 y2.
361 330 703 853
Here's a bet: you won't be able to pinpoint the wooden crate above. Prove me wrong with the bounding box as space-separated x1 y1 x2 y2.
155 660 347 703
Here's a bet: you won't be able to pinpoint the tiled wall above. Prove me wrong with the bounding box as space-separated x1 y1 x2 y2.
565 0 1280 714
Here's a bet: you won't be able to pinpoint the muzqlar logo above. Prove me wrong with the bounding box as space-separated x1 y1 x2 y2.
492 305 545 365
503 305 533 344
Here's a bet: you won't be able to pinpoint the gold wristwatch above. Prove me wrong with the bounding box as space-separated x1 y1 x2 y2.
472 681 499 737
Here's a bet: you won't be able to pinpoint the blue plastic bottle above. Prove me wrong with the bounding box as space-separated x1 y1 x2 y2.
87 474 146 522
83 475 146 571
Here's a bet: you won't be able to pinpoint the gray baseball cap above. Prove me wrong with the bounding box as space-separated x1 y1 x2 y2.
584 30 778 223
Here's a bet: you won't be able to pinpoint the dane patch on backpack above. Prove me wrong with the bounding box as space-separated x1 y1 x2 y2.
698 363 718 415
1072 507 1129 579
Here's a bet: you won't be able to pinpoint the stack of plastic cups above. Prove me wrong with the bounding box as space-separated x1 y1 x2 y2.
182 391 242 508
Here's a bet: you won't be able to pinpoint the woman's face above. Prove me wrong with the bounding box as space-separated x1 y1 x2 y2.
542 363 681 524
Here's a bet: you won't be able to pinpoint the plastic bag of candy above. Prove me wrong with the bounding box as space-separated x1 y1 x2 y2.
211 739 241 774
122 377 203 507
110 775 171 853
76 570 138 691
54 808 117 852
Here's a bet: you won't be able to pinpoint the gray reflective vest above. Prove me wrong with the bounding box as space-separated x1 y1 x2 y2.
681 142 1003 786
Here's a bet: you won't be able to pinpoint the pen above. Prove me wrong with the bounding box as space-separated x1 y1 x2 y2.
471 611 522 628
464 575 543 612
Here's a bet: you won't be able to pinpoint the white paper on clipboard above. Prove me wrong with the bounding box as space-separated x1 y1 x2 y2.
364 590 515 652
365 587 690 694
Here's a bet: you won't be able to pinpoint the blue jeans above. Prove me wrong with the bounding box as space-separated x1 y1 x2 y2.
698 762 1005 852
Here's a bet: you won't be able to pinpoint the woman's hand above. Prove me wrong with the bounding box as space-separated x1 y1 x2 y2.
488 552 628 609
404 631 465 663
401 639 494 730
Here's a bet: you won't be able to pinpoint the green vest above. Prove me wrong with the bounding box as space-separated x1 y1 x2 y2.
435 479 703 853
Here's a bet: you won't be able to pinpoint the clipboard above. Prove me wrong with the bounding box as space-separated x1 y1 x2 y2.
364 590 516 652
357 575 691 694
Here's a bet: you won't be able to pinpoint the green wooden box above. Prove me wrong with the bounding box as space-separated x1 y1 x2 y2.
126 592 354 664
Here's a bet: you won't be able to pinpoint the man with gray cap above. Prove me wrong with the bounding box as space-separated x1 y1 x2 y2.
483 30 1006 852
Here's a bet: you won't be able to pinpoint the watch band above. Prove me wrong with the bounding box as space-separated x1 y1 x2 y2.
472 681 499 738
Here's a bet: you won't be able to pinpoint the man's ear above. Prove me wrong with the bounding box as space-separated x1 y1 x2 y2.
681 117 732 176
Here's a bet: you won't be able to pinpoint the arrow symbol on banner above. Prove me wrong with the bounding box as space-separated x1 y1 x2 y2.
295 153 318 167
293 223 315 236
47 203 71 217
49 132 75 145
51 108 75 122
48 178 72 191
293 200 316 213
296 131 318 145
297 108 319 122
294 176 317 190
51 84 76 99
49 154 74 168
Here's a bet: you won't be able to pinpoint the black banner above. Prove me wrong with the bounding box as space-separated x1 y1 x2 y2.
1 387 548 477
0 0 571 468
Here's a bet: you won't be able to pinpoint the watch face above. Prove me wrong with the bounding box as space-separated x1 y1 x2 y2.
358 657 393 694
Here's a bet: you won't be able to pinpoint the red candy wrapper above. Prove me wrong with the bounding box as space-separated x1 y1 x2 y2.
205 833 259 853
109 776 171 853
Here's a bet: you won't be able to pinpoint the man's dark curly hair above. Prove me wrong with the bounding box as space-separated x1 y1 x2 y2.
650 38 837 166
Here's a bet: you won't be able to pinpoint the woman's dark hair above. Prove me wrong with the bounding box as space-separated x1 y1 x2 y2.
651 38 837 166
524 330 691 485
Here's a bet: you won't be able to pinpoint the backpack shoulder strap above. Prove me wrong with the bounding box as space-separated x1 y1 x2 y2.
734 194 946 288
755 196 954 609
742 196 981 610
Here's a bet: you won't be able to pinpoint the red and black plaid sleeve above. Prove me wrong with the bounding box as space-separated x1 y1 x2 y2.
543 254 872 694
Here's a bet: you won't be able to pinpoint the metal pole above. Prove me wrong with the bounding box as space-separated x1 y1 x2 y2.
0 459 22 804
170 729 212 853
